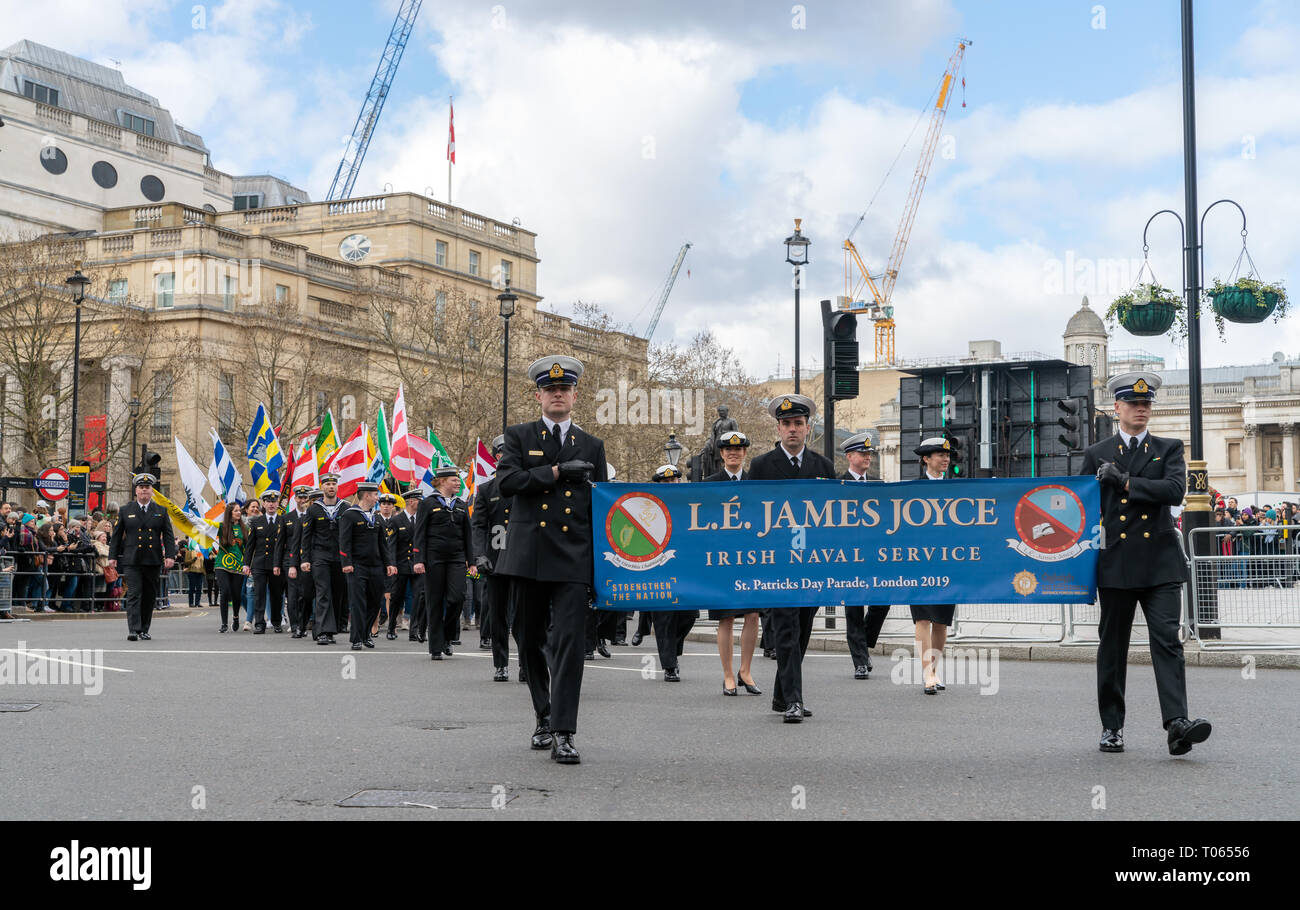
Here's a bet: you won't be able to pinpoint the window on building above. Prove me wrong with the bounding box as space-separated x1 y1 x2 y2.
22 80 59 106
154 272 174 309
1227 441 1242 471
223 275 237 310
435 240 448 268
499 259 512 287
152 371 173 441
275 284 289 304
107 279 128 303
468 250 480 276
233 194 261 211
314 392 329 424
218 373 235 436
118 110 156 136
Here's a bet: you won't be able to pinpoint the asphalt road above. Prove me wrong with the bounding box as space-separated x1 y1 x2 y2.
2 611 1296 820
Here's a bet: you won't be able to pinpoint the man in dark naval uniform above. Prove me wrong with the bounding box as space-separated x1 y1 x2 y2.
495 355 608 764
746 393 835 722
301 472 347 645
339 481 396 650
413 465 475 659
839 432 893 679
246 489 287 633
107 472 177 641
472 434 518 681
381 490 417 640
647 463 697 681
1080 371 1211 757
278 485 313 638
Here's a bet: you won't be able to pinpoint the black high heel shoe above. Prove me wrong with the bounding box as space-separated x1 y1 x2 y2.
737 670 762 695
723 680 737 696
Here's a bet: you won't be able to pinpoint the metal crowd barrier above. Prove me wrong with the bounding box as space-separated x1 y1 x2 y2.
1187 526 1300 651
4 564 171 613
0 555 13 613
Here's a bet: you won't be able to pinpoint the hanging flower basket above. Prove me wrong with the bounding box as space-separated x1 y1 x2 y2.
1206 277 1287 336
1106 283 1185 339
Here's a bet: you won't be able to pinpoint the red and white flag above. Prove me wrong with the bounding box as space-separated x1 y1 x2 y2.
447 100 456 164
332 424 369 499
389 385 416 482
473 438 496 486
288 441 319 493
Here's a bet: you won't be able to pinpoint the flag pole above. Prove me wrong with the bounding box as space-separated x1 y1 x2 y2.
447 95 453 205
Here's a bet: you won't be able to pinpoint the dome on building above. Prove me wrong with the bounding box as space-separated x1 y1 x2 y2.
1064 295 1107 337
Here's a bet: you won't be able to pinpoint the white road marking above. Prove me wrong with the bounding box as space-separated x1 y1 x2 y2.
0 648 133 673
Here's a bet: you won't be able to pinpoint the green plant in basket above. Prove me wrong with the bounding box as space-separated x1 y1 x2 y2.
1205 276 1288 338
1105 283 1186 340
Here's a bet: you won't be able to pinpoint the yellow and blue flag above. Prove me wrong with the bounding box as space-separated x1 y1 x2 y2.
246 402 285 499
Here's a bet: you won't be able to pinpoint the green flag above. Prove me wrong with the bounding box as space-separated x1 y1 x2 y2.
427 427 465 496
315 409 339 469
376 403 391 473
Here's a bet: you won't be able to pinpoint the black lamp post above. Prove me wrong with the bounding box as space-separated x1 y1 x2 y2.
64 264 90 466
129 397 141 471
664 431 683 470
497 285 518 437
784 219 810 395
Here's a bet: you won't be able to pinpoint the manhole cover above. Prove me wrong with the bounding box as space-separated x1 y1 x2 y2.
337 788 515 809
0 703 39 712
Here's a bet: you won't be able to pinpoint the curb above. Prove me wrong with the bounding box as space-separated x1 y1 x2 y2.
684 630 1300 670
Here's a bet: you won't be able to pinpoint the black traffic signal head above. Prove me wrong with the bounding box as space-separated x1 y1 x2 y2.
825 311 859 400
137 446 162 480
944 432 965 477
1055 398 1085 450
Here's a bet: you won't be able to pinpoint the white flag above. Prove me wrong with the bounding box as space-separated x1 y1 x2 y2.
174 436 213 521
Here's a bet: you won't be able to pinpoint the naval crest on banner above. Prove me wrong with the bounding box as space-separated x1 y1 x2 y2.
1006 484 1096 562
603 492 676 571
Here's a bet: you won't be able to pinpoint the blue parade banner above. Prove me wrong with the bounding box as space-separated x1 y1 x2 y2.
593 476 1101 611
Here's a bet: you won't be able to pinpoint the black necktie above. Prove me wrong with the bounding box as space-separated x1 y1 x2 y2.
790 456 799 470
730 474 738 481
1127 436 1137 453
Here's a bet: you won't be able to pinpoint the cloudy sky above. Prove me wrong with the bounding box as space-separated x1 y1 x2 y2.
6 0 1300 376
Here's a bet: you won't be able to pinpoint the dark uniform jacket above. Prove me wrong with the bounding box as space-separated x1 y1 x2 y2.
1080 432 1187 589
839 470 879 483
470 475 511 571
302 500 347 565
276 509 311 572
747 445 836 481
704 469 749 481
495 418 608 583
338 505 395 569
383 510 417 574
412 494 472 565
245 513 284 573
108 500 178 566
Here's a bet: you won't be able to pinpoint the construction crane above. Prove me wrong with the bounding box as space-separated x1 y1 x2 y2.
842 38 970 363
326 0 423 201
644 242 692 340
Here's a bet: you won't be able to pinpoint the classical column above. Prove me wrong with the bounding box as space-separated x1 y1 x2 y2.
1242 424 1261 491
1282 423 1298 491
103 356 141 507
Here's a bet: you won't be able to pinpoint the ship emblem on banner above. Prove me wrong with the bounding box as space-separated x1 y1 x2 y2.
604 492 676 571
1007 484 1095 562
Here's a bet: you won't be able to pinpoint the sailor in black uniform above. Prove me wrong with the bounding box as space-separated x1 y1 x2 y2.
839 432 892 679
1080 371 1211 756
302 473 347 645
387 489 424 642
246 489 287 633
746 393 835 722
339 481 395 650
413 466 475 659
471 435 518 681
106 472 176 641
495 355 608 764
277 485 313 638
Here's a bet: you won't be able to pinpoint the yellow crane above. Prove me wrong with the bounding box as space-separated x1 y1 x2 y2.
843 38 970 363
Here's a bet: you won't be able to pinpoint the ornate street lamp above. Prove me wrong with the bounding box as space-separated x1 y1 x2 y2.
784 219 811 394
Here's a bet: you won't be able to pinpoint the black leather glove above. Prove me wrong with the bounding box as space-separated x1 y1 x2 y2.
1096 461 1129 490
474 555 492 574
558 460 595 483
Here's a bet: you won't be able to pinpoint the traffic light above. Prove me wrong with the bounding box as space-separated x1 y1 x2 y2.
1055 398 1084 450
137 445 162 480
945 432 965 477
824 311 859 400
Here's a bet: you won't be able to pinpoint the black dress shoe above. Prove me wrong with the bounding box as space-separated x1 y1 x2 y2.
551 733 580 764
531 720 553 750
763 648 776 659
408 635 419 643
219 624 228 633
584 650 596 660
783 702 804 723
596 643 611 659
663 666 680 682
273 625 283 633
865 654 873 673
723 682 737 696
363 638 375 649
351 642 362 651
450 638 461 646
317 637 332 646
630 632 643 646
430 653 443 660
1167 717 1212 756
386 631 397 640
769 699 810 716
418 634 427 643
924 685 936 695
254 627 266 635
127 633 138 641
493 667 508 682
854 665 869 680
139 632 151 640
519 668 528 684
443 647 452 656
611 637 628 646
1099 728 1124 753
479 640 491 651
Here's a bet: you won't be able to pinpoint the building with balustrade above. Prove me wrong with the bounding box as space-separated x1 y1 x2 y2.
0 39 647 503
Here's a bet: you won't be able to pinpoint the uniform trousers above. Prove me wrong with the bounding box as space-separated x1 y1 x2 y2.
347 564 386 644
285 571 311 633
770 606 817 706
651 611 697 671
387 574 414 634
585 608 620 651
252 570 286 631
422 562 466 655
515 579 589 734
312 561 346 637
1097 583 1187 729
845 604 891 666
759 609 773 651
635 611 652 639
123 565 161 635
483 573 516 669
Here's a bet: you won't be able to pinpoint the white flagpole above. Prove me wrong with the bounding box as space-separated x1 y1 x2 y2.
448 95 453 205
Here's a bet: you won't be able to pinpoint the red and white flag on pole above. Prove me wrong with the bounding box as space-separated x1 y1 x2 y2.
473 438 496 486
288 440 319 493
332 424 369 499
447 99 456 164
390 385 416 482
